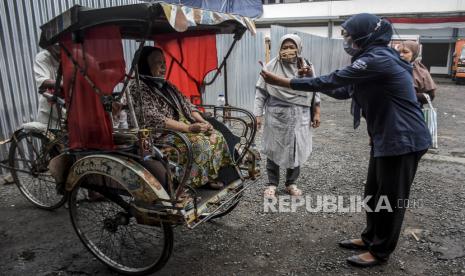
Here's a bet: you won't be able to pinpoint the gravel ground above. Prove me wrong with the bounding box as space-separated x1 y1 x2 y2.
1 81 464 276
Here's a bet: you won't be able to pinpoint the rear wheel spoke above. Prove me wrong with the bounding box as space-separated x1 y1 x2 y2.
69 174 173 275
9 132 65 209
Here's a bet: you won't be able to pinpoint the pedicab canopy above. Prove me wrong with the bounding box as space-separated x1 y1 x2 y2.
38 2 256 151
39 2 256 47
162 0 264 18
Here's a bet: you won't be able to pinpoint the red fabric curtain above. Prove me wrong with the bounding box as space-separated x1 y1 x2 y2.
61 26 125 150
155 33 218 103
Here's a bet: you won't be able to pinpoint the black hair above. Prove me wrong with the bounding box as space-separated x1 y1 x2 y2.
137 46 163 76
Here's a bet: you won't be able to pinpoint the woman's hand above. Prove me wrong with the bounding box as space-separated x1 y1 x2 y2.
311 113 320 128
312 105 321 128
199 122 213 133
191 111 213 129
200 122 213 133
188 123 202 133
260 70 292 88
203 122 213 131
188 123 210 133
256 116 263 129
298 65 312 77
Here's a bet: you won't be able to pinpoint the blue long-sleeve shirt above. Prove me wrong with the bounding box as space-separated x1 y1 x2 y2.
290 46 431 157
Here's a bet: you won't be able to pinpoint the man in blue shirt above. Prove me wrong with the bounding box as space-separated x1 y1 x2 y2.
260 13 431 267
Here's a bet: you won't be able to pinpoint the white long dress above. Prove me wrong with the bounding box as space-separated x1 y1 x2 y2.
254 91 320 169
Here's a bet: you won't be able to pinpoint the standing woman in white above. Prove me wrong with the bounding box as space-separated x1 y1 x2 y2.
254 34 321 199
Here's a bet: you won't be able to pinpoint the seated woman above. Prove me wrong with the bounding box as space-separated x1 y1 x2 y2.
129 46 231 189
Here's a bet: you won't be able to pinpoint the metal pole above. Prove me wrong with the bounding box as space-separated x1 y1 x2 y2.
328 20 334 39
224 61 228 105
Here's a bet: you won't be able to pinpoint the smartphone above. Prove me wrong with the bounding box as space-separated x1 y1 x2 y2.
297 57 304 70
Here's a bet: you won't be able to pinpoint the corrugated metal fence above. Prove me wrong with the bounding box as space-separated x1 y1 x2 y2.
0 0 140 173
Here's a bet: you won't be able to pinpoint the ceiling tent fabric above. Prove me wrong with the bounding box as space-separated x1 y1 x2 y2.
39 3 256 48
162 0 263 18
158 2 256 34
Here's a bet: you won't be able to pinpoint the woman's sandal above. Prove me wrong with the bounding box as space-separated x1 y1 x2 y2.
286 184 303 196
264 185 277 199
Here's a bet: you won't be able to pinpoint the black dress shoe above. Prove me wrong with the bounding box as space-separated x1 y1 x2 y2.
338 239 368 250
346 254 387 267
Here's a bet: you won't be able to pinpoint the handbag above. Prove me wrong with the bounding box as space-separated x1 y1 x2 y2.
422 93 438 149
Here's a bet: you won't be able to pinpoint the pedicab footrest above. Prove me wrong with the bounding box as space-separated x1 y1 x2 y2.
184 178 248 228
130 202 185 226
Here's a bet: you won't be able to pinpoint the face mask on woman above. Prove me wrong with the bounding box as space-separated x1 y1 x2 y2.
342 19 384 57
343 36 361 57
280 48 298 62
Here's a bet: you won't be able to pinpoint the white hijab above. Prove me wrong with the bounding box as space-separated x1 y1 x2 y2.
256 34 314 107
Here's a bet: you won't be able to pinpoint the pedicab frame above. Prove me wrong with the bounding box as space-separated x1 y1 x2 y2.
23 2 262 274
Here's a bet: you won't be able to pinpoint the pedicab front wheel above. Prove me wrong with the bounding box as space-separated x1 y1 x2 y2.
8 131 66 210
68 173 174 275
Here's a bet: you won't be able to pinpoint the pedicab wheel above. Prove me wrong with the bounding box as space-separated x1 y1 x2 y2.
8 131 66 210
208 191 243 220
69 173 173 275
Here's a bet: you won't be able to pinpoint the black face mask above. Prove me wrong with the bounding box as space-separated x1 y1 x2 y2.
343 36 361 56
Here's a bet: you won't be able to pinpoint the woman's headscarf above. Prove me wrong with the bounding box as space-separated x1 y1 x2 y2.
341 13 393 50
134 46 196 122
401 40 421 60
256 34 314 107
137 46 163 76
400 41 437 93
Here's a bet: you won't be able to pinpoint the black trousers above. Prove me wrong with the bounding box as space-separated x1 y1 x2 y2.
361 149 426 260
266 158 300 187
